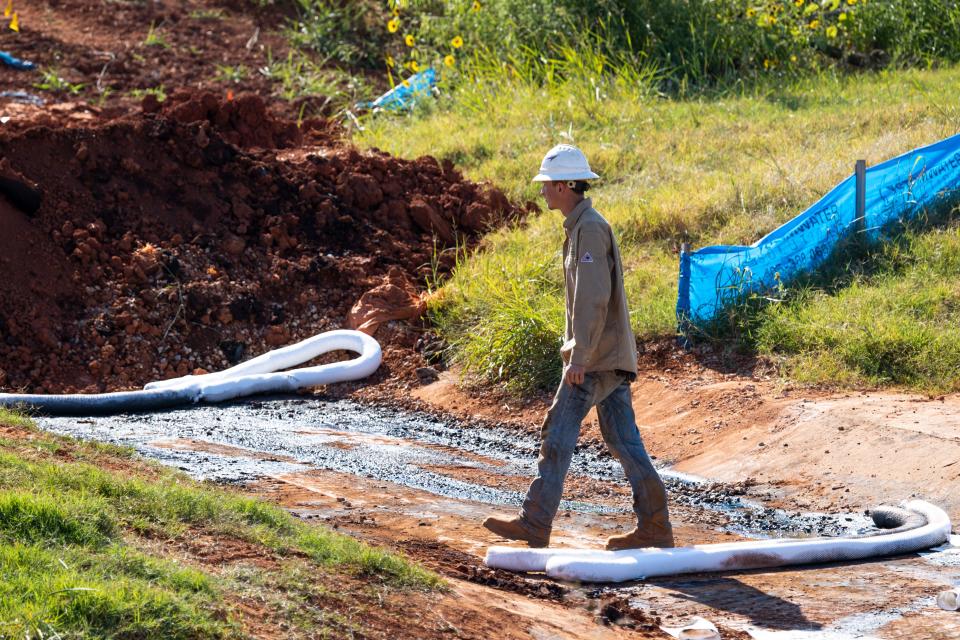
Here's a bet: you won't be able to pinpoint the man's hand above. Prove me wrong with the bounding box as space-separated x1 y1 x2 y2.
564 363 585 386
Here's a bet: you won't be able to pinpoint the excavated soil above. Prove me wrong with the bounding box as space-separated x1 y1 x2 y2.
0 0 534 395
0 91 530 393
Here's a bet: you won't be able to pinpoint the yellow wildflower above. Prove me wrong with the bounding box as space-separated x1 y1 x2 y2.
847 0 857 4
386 54 395 68
794 0 803 5
790 54 798 62
387 17 400 33
839 11 847 20
444 54 456 67
826 24 838 37
451 35 464 48
808 18 820 28
404 34 415 47
471 0 481 12
746 6 757 17
409 60 420 72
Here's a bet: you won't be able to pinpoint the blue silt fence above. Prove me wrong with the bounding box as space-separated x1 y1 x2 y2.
677 131 960 329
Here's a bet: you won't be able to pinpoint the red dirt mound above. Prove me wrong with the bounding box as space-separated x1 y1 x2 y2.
147 90 321 150
0 92 531 393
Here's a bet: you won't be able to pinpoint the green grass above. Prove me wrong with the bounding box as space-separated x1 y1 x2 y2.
262 49 372 111
0 412 440 638
1 543 225 639
143 22 170 49
430 238 567 390
357 64 960 393
129 86 167 102
753 217 960 392
188 7 225 20
33 68 85 95
0 408 34 430
214 64 249 84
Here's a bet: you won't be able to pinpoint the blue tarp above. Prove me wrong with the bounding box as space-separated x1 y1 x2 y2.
365 67 436 111
677 131 960 326
0 51 35 71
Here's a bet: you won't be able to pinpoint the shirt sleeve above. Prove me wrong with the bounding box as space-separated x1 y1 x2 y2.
568 228 611 367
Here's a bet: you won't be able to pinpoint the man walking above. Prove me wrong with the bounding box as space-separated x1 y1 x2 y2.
482 144 673 550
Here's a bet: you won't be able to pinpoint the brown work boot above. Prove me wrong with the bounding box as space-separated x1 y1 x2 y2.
482 515 550 548
605 522 674 551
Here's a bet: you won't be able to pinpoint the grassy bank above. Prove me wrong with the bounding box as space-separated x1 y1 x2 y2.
357 65 960 393
753 220 960 391
0 409 439 639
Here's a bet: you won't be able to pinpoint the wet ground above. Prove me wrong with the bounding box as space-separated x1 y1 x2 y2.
36 396 960 639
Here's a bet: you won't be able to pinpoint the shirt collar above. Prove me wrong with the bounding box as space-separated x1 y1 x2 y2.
562 197 592 232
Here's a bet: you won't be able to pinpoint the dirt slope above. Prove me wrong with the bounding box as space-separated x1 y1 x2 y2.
414 362 960 523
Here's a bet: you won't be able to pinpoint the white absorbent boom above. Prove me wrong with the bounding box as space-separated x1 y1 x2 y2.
0 330 382 415
485 500 951 582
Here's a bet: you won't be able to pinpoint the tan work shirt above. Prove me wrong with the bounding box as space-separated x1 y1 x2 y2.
560 198 638 377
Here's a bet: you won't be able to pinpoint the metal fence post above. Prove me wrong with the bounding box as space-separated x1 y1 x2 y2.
855 159 866 234
676 242 692 348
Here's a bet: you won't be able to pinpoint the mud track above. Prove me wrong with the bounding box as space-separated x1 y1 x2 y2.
36 392 960 639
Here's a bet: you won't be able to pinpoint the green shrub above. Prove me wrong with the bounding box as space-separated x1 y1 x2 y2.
848 0 960 66
291 0 389 68
370 0 960 90
428 227 566 392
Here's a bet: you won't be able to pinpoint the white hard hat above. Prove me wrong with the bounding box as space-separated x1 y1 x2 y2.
531 144 600 182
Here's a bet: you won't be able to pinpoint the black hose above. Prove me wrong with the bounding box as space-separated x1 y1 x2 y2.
0 388 196 416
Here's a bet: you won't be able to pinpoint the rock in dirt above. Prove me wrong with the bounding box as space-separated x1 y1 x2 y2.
415 367 440 385
0 157 41 214
347 267 428 337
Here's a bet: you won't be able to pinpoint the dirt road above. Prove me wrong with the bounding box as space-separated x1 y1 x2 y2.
36 380 960 639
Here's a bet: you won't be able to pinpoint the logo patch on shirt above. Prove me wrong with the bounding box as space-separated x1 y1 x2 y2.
580 252 593 263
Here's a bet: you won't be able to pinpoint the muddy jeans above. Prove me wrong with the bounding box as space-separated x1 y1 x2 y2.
520 371 669 533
